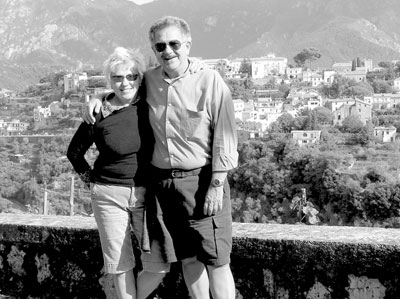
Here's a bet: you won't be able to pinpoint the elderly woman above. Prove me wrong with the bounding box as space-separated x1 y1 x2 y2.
67 47 170 299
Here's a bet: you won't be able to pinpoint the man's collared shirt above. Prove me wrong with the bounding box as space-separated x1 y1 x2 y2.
145 59 238 172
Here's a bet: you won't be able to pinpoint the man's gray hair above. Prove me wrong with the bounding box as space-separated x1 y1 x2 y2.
149 16 191 44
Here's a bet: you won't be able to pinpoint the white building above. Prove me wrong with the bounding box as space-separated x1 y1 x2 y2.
0 119 29 135
343 69 366 82
374 126 397 143
310 74 323 87
323 70 336 84
302 70 317 83
33 106 52 122
363 59 373 72
251 54 288 78
232 99 245 120
306 98 322 110
255 97 283 114
286 67 302 79
64 72 88 93
393 78 400 92
332 62 352 74
241 100 257 122
228 58 244 74
291 130 321 146
325 98 357 112
363 94 400 109
201 58 221 70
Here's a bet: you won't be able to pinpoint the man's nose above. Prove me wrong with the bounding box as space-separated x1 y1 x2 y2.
164 44 174 54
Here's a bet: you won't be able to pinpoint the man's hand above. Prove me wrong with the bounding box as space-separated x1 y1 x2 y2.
83 96 103 124
203 186 224 216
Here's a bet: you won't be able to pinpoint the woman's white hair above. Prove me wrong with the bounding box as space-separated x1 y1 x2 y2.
103 47 146 85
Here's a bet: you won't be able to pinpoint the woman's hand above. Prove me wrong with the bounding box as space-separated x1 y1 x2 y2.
82 96 103 124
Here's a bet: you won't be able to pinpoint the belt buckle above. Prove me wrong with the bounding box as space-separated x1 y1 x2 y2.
171 169 180 178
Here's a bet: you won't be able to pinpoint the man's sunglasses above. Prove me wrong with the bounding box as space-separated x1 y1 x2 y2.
111 74 139 82
154 40 186 53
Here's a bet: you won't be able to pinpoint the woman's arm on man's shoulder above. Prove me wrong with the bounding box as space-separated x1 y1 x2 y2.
82 94 105 124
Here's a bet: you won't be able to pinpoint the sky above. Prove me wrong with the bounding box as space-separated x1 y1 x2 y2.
127 0 155 5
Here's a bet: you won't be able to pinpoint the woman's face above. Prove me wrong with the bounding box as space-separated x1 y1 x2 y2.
110 65 140 104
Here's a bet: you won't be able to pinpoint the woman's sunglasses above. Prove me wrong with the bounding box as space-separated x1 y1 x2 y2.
111 74 139 82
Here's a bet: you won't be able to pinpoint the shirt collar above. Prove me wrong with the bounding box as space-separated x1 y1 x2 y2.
101 92 138 118
162 59 191 84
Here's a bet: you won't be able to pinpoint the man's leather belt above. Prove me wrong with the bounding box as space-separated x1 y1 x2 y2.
152 166 206 178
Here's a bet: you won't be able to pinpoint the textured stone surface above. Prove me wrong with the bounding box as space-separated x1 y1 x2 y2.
0 214 105 299
232 222 400 245
232 223 400 298
2 214 400 298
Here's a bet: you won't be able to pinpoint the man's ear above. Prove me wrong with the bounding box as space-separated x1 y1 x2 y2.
185 40 192 52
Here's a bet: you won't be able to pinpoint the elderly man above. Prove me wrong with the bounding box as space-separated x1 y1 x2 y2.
84 16 238 299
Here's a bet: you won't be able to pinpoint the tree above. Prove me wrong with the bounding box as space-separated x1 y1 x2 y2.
378 61 392 69
278 83 290 98
350 126 374 146
262 77 276 89
243 78 254 91
329 75 348 98
303 111 319 130
269 113 295 133
371 79 393 94
394 61 400 77
88 77 107 88
239 58 252 77
84 69 102 76
226 78 252 100
343 81 374 97
46 71 67 88
341 115 364 133
293 48 322 69
366 70 386 82
376 61 395 81
351 59 357 71
363 167 387 186
293 51 307 67
351 57 363 71
313 107 334 125
77 79 88 93
356 57 362 67
362 183 393 221
236 140 273 168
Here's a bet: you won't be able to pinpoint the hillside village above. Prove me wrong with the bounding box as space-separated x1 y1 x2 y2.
201 54 400 143
0 52 400 225
0 52 399 146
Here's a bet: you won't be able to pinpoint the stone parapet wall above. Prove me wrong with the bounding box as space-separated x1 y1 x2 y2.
1 214 400 298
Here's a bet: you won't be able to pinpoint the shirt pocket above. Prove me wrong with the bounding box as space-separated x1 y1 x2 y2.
181 105 205 138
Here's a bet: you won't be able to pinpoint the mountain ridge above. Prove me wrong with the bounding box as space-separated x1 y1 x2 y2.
2 0 400 90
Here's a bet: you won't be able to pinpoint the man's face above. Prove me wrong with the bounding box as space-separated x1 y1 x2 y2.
151 25 191 78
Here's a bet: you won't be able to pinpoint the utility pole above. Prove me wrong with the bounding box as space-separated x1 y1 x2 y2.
298 188 306 222
69 176 74 216
43 182 48 215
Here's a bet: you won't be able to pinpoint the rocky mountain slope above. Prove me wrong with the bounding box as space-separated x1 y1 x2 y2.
2 0 400 90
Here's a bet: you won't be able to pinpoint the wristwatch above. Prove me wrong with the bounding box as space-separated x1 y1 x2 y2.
211 178 224 187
